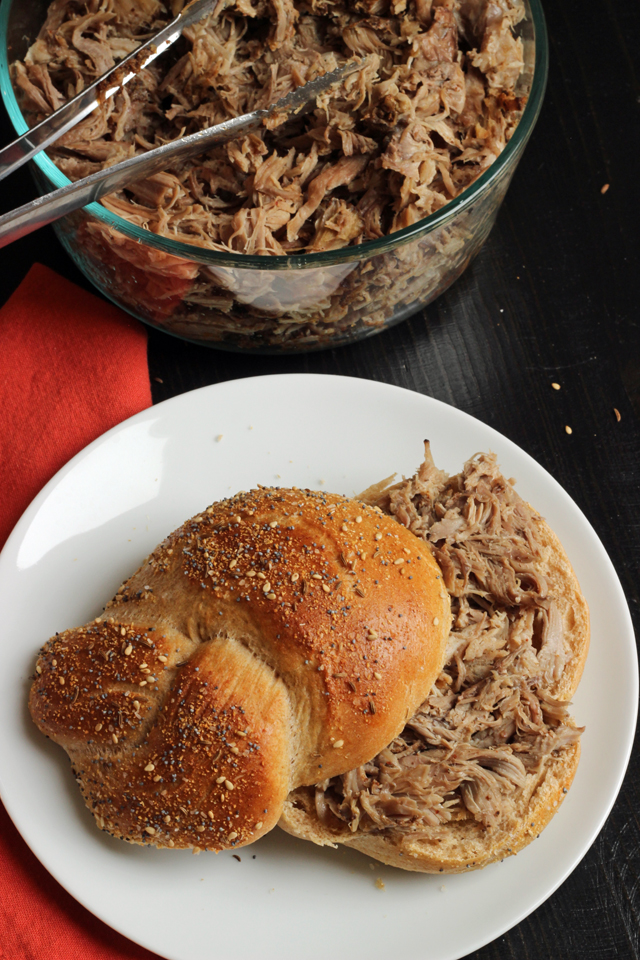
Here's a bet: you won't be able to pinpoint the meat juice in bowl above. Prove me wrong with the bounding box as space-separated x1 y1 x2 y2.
0 0 547 352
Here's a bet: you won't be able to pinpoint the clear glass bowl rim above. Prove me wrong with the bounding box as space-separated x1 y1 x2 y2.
0 0 548 270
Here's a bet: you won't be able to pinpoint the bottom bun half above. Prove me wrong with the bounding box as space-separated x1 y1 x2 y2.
280 738 580 873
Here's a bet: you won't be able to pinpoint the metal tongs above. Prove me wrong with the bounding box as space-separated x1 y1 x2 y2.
0 1 365 249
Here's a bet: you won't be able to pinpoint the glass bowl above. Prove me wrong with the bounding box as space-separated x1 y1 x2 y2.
0 0 548 354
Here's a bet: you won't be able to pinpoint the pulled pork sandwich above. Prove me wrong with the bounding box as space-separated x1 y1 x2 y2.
28 487 450 852
13 0 527 255
280 446 590 872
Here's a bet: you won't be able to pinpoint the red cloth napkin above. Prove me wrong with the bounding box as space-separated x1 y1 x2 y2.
0 263 159 959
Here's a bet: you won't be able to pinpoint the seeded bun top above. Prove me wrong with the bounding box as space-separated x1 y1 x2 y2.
29 486 450 852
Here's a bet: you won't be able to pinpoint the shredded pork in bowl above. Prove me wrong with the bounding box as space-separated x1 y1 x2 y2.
2 0 547 350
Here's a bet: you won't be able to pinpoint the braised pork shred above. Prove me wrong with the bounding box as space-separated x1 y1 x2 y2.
13 0 526 254
310 449 582 839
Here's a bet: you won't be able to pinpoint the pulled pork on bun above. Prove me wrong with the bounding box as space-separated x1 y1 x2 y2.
280 445 589 872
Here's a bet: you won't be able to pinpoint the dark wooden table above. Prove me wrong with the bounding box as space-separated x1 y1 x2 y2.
1 0 639 956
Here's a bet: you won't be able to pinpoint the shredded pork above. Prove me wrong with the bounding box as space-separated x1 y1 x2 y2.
310 448 583 839
13 0 526 255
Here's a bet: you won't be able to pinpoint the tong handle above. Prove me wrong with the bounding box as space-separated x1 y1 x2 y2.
0 60 364 249
0 113 263 248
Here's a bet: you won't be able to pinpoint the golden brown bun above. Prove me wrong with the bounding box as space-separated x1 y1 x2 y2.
29 487 450 852
279 511 589 872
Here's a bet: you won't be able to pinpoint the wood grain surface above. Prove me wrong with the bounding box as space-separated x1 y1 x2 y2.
1 0 639 956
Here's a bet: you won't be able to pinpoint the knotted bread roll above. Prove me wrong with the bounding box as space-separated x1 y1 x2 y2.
29 486 450 852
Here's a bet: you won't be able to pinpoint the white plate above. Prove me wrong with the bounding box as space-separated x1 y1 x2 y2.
0 374 636 960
